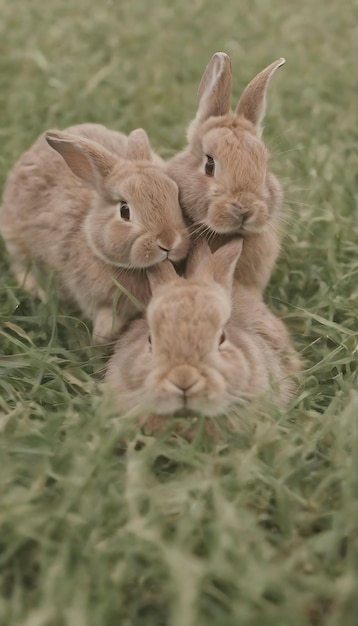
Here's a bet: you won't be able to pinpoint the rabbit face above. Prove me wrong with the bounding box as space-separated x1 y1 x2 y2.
86 167 190 268
140 281 250 416
202 118 268 234
185 116 271 235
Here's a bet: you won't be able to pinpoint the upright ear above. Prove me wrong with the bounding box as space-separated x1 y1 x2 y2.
45 130 117 189
235 58 285 133
212 238 243 293
195 52 232 123
126 128 152 161
185 237 214 282
147 260 179 294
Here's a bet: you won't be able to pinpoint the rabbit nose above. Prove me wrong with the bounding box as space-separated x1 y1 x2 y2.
157 237 173 256
157 244 170 254
230 203 244 225
174 381 196 393
169 365 201 395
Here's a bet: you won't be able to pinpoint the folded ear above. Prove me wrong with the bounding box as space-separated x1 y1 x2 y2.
126 128 152 161
45 130 117 189
235 58 285 133
185 237 213 281
195 52 232 123
212 238 243 293
147 260 179 294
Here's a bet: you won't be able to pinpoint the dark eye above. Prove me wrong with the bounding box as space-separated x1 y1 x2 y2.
205 155 215 177
219 331 226 345
148 334 152 347
120 202 130 221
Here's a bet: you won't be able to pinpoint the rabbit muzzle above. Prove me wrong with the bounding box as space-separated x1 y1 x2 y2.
156 232 188 262
206 192 269 235
167 365 205 396
149 363 228 417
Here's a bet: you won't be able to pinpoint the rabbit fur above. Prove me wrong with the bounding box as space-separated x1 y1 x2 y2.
0 123 190 343
106 238 300 426
167 54 286 293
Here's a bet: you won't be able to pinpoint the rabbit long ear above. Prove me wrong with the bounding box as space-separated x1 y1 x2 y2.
147 260 179 293
185 237 213 281
126 128 152 161
45 130 117 189
235 58 285 133
212 238 243 293
195 52 232 123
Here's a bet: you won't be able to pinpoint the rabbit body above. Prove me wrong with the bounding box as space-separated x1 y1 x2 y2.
0 124 189 343
106 239 300 422
167 55 285 293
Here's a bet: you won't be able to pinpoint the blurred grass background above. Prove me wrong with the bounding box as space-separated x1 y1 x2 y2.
0 0 358 625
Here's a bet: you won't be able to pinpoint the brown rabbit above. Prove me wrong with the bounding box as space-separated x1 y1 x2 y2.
167 54 285 292
0 124 190 343
106 238 300 428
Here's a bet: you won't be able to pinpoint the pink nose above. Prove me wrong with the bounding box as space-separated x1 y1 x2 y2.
230 203 244 226
172 380 196 393
168 365 201 395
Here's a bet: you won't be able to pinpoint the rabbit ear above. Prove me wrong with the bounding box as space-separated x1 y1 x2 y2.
235 58 285 132
45 130 117 188
147 260 179 293
185 237 213 281
126 128 152 161
212 238 243 293
195 52 232 123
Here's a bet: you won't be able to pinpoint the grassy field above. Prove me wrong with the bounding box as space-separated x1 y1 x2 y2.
0 0 358 624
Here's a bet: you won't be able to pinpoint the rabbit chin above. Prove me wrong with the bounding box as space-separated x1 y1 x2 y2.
143 392 231 418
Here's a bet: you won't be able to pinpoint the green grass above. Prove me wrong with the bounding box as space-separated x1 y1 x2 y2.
0 0 358 624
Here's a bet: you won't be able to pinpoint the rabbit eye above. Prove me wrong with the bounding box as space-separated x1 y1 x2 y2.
205 155 215 177
148 334 152 347
120 202 131 221
219 331 226 345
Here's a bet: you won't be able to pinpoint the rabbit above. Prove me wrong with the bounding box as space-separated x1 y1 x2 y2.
106 237 300 431
166 53 286 293
0 123 190 344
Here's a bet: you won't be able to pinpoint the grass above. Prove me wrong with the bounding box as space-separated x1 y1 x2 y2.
0 0 358 624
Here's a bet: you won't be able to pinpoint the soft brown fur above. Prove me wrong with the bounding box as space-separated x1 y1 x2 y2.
0 123 189 343
167 54 285 292
106 239 300 430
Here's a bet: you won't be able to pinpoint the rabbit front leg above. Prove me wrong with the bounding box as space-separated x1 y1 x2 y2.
92 307 124 345
11 261 46 302
2 236 46 301
140 414 200 441
138 413 220 442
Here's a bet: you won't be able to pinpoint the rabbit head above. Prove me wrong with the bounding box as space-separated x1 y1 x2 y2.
167 54 285 235
45 127 190 268
107 238 256 418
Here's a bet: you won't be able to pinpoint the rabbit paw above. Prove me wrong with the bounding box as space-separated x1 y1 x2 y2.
138 413 219 442
92 308 123 345
14 267 46 301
